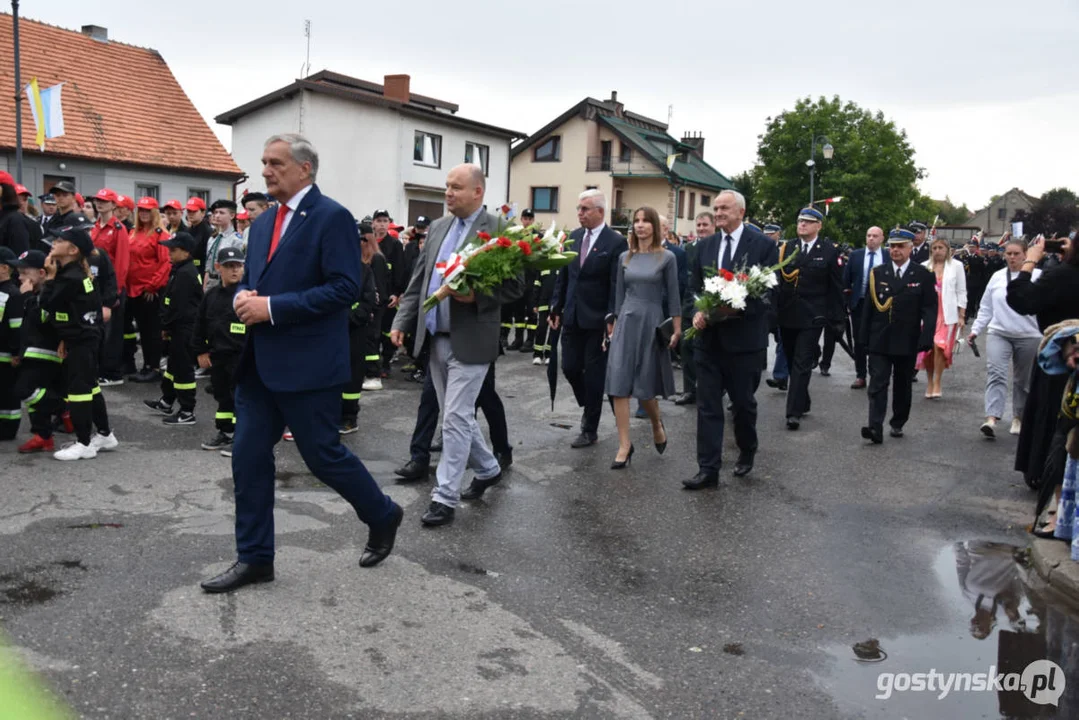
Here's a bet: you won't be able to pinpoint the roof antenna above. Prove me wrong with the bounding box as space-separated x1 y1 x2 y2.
667 104 673 127
301 20 311 78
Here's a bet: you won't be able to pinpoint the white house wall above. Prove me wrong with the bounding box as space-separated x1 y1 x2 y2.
229 95 302 199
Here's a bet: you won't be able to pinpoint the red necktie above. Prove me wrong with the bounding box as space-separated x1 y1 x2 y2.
267 204 289 260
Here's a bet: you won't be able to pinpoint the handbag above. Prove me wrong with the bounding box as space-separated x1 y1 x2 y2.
655 317 675 346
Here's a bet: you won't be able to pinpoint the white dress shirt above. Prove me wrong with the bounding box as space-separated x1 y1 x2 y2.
893 260 910 278
581 222 606 260
800 236 818 255
718 223 745 263
863 246 882 285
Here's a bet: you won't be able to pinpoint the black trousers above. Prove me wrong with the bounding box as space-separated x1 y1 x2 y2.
695 345 759 474
681 320 697 394
409 361 510 466
161 328 196 412
780 326 823 419
343 325 364 421
364 309 384 379
63 343 110 445
210 353 239 433
501 299 528 343
0 362 20 439
125 294 162 371
14 360 63 438
99 293 126 379
533 311 551 358
867 353 914 431
821 326 837 371
850 301 868 379
560 324 607 435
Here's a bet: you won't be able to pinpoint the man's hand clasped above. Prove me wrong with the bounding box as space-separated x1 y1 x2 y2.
235 290 271 325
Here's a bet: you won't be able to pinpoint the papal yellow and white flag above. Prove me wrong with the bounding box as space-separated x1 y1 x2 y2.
666 153 678 171
25 79 66 151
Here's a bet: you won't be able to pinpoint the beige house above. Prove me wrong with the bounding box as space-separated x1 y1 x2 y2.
509 93 733 234
967 187 1037 236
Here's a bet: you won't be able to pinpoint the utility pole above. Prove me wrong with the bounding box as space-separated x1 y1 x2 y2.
13 0 23 182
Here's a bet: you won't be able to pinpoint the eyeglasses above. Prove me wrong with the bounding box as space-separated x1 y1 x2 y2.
576 205 599 212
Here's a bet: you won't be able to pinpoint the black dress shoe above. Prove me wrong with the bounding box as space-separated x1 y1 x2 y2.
421 501 455 527
394 459 429 481
786 416 800 430
819 367 831 377
570 432 597 448
360 503 403 568
765 378 788 391
861 426 883 444
200 561 274 593
889 426 904 438
655 422 667 455
610 445 634 470
850 378 867 389
461 471 503 500
495 449 513 469
673 392 696 406
733 453 755 477
682 471 719 490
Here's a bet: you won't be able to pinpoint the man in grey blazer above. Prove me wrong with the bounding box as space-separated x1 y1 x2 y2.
391 164 525 527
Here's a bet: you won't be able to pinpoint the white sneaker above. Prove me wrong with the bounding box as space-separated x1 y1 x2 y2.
220 449 233 458
90 432 119 452
1010 418 1022 435
980 418 996 438
543 357 550 365
532 357 543 366
361 377 383 391
54 442 98 461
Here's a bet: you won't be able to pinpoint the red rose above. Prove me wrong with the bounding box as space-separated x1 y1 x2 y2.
517 240 532 255
497 237 512 248
719 269 735 281
736 273 749 282
477 231 491 241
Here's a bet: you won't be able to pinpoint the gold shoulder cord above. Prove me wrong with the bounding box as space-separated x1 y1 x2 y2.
1062 374 1077 420
869 268 893 322
779 243 799 287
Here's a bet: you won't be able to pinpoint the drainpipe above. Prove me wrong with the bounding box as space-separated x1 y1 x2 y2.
231 173 249 201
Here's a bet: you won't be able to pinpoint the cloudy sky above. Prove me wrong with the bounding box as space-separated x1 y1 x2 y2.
26 0 1079 210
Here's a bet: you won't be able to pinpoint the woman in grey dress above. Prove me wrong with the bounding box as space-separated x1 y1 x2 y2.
605 206 682 469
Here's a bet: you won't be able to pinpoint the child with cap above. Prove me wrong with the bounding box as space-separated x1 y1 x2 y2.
12 250 63 453
0 246 25 440
341 227 381 434
145 232 203 425
192 246 247 451
40 227 118 459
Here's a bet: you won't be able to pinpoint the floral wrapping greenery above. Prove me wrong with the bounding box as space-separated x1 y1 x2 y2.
422 205 578 312
683 252 797 340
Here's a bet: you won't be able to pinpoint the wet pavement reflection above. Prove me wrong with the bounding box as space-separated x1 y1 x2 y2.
815 541 1079 718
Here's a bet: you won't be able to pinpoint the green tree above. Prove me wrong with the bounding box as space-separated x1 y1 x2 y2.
755 96 922 246
909 194 974 227
730 169 762 222
1013 187 1078 237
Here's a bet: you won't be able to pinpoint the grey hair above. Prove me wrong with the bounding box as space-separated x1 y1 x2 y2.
265 133 319 180
718 189 746 211
579 189 607 210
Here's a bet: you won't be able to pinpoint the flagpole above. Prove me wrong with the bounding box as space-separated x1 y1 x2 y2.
12 0 23 183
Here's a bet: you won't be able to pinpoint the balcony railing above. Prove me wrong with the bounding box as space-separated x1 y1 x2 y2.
586 153 658 175
587 156 613 172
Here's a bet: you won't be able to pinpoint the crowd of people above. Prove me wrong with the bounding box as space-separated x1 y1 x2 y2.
2 132 1078 591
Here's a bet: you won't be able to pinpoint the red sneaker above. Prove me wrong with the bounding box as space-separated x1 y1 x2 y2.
18 434 55 453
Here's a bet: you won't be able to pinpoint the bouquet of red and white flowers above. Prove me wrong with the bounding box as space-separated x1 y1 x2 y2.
422 205 577 312
683 256 794 340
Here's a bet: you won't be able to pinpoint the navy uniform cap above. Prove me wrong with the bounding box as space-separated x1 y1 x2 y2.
763 223 781 233
161 231 197 252
15 249 46 269
797 207 824 222
50 226 94 256
39 193 56 204
888 228 916 244
216 246 245 264
744 220 762 232
415 215 430 228
909 221 928 233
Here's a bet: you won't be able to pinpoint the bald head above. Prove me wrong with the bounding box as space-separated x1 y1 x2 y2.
445 163 486 218
866 226 884 251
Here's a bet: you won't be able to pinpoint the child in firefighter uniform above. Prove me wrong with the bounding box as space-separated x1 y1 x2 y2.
342 228 380 433
360 222 390 392
0 247 24 440
40 227 117 460
145 231 203 425
192 246 246 451
12 250 64 453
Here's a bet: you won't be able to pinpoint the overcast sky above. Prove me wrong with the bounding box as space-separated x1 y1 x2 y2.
25 0 1079 210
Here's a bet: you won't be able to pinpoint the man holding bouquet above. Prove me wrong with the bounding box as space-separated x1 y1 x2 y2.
683 191 779 489
391 165 524 527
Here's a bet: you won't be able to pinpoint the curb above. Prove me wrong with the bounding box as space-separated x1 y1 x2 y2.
1030 538 1079 603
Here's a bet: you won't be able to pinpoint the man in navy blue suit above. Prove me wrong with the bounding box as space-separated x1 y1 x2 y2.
549 190 628 448
683 191 779 489
842 226 885 389
200 134 402 593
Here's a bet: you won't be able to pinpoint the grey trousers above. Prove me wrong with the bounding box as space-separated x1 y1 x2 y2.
984 333 1040 420
428 336 501 508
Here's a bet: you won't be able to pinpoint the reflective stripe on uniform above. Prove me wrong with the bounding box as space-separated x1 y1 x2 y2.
0 352 10 363
164 371 175 381
55 312 69 322
540 269 551 276
501 323 513 329
364 354 380 361
526 324 538 331
123 333 139 340
0 409 20 420
8 318 21 328
24 348 62 363
173 381 197 391
215 412 235 421
66 387 101 403
382 332 391 338
342 392 361 400
537 305 549 312
25 388 46 406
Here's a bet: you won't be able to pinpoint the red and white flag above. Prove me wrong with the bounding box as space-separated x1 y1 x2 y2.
820 196 843 215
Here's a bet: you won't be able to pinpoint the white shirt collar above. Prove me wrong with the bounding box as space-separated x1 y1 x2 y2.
800 235 818 250
894 260 909 275
719 224 744 244
283 184 314 213
584 222 606 239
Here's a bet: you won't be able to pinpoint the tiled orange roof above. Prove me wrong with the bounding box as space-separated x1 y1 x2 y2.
0 14 241 178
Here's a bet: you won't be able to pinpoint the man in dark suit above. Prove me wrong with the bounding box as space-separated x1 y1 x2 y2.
684 191 779 489
776 207 845 429
909 221 930 264
860 228 937 443
841 226 885 389
550 190 628 447
200 134 403 594
391 164 524 527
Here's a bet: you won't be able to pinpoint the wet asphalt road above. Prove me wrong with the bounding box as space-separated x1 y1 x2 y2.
2 342 1075 719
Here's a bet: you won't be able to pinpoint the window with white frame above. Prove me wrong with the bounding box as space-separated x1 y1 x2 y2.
136 183 159 200
414 131 442 167
465 142 489 175
531 187 559 213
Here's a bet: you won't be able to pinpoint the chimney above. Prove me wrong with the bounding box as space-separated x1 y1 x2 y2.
81 25 108 43
608 90 624 118
681 131 705 160
384 74 411 104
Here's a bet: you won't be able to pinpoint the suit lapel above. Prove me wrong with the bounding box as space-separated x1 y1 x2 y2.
732 232 751 269
260 186 320 279
424 217 454 292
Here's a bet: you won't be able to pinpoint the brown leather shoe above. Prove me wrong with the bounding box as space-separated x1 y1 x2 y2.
850 378 867 389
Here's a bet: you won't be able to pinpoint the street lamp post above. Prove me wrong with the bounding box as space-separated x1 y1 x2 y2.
805 134 833 207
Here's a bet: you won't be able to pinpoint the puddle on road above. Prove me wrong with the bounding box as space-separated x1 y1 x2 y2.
815 541 1079 718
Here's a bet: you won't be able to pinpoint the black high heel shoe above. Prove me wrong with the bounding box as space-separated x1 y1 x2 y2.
611 444 634 470
655 421 667 455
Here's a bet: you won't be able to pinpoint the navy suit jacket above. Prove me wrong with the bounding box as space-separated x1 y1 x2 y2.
236 184 361 393
551 225 628 330
663 240 688 302
684 226 779 354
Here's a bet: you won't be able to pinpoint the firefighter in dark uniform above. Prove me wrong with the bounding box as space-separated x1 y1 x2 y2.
144 232 203 425
361 222 391 391
776 206 845 430
12 250 64 453
192 246 247 452
372 209 407 377
532 266 556 365
40 226 116 459
502 209 536 351
341 225 381 434
519 209 540 353
819 242 851 377
860 228 938 444
0 247 24 440
959 239 987 322
908 221 930 264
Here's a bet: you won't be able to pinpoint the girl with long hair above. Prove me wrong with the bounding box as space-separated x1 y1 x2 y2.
918 237 967 398
123 198 171 382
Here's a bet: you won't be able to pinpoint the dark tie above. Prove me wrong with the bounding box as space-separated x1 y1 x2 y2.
802 243 810 256
721 235 733 271
895 265 902 280
579 229 592 266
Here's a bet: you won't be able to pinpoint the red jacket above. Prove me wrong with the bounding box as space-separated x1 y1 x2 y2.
126 227 171 297
91 217 131 293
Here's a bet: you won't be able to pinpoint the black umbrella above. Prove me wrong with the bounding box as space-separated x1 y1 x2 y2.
546 326 561 410
835 315 855 360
